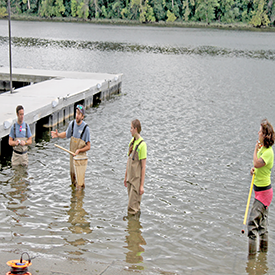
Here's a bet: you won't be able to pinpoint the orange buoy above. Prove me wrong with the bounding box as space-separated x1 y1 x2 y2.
6 252 32 275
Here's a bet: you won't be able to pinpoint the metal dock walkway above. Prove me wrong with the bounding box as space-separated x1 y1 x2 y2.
0 67 123 156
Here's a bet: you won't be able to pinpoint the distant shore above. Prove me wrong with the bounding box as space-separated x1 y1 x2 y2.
2 15 275 32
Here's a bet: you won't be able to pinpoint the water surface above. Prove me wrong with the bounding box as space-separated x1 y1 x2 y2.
0 21 275 274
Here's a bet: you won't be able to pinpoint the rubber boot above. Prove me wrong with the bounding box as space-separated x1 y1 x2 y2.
248 237 257 259
259 234 268 252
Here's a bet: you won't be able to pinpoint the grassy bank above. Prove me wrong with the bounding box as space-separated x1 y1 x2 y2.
2 14 275 32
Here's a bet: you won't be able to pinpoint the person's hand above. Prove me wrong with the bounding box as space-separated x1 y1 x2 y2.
124 178 127 187
15 140 20 146
250 167 255 176
51 129 58 138
75 149 80 156
20 140 26 146
255 140 262 151
139 186 144 195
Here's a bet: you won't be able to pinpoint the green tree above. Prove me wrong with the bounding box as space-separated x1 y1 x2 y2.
250 0 270 26
146 3 156 21
267 0 275 25
64 0 71 16
101 4 108 18
109 0 123 18
217 0 237 23
15 0 39 14
194 0 219 23
166 9 176 21
77 1 89 18
130 0 140 20
55 0 65 16
0 6 7 18
71 0 78 16
237 0 253 22
182 0 195 21
140 0 156 22
39 0 56 17
88 0 102 18
121 6 131 18
150 0 166 21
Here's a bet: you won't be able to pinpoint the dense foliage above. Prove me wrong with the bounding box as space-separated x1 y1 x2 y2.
1 0 275 27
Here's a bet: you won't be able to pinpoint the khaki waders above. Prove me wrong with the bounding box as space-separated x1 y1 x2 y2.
126 141 143 215
11 137 29 166
70 136 86 187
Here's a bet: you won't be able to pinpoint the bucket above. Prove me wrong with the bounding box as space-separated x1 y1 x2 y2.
73 155 88 187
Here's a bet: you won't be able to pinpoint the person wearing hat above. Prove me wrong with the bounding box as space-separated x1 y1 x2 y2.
51 104 91 187
9 105 32 166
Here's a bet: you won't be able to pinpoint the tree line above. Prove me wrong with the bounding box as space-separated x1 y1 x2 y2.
0 0 275 28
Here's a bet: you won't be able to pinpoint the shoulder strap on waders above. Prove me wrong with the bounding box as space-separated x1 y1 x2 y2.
132 140 144 160
25 123 28 138
14 123 28 138
71 120 75 137
80 124 88 140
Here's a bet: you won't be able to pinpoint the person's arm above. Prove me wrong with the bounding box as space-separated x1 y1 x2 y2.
20 136 32 146
9 136 20 147
139 158 146 195
253 142 265 168
124 158 129 187
75 141 90 155
51 129 66 139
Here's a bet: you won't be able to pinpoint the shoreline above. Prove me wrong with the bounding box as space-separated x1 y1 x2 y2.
0 251 164 275
1 15 275 32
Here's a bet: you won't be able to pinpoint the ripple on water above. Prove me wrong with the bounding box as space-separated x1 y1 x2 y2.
0 23 275 274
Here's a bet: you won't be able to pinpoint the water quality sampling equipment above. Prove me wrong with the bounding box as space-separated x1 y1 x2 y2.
6 252 32 275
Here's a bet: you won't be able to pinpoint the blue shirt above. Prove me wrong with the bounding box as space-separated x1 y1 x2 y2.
66 120 90 143
9 122 32 139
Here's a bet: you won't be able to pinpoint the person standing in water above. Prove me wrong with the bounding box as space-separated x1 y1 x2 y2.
9 105 32 166
124 119 147 215
248 119 275 256
51 105 90 187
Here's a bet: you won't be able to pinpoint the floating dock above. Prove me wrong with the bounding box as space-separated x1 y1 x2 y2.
0 67 123 156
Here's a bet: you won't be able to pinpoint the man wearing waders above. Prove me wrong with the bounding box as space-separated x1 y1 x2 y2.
51 105 90 188
124 119 147 216
9 105 32 166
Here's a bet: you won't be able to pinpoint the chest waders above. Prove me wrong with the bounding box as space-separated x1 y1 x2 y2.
69 122 88 187
126 140 144 215
11 123 29 166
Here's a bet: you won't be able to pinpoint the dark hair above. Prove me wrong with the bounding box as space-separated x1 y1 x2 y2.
261 119 275 148
128 119 142 156
16 105 24 114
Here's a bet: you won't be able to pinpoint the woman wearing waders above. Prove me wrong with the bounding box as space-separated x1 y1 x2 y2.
124 119 147 216
51 105 91 188
9 105 32 166
248 119 275 257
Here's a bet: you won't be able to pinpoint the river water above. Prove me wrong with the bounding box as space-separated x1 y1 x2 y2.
0 21 275 274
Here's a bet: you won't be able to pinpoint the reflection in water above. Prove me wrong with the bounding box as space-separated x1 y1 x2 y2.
67 189 92 236
0 36 275 60
124 214 146 271
246 252 268 275
7 166 30 215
